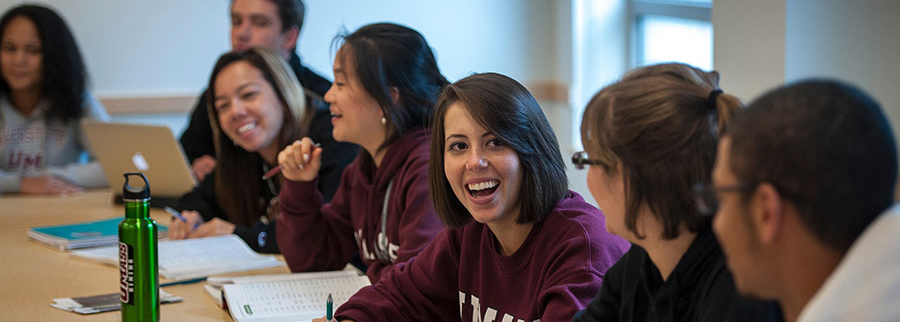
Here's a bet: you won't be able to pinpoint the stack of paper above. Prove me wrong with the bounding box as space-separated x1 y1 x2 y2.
207 270 371 322
70 235 284 280
28 217 168 251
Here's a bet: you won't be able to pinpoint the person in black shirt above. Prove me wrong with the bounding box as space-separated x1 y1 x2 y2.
572 63 782 322
180 0 331 183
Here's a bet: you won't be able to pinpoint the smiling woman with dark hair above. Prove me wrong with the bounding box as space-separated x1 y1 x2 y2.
276 23 448 283
314 72 629 322
0 4 110 194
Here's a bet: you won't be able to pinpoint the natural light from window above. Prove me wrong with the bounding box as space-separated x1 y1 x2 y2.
637 14 712 70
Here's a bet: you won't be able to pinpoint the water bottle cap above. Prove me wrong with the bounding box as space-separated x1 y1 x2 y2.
123 172 150 199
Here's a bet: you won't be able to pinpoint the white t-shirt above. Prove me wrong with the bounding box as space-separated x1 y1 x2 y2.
797 204 900 322
0 92 110 193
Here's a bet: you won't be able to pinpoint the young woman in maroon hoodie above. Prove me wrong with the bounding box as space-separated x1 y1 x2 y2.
275 23 448 282
320 73 631 322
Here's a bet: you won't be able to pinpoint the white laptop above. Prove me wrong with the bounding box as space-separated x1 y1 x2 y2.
83 121 197 204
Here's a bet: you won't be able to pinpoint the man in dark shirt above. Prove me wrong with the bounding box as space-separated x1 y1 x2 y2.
180 0 329 180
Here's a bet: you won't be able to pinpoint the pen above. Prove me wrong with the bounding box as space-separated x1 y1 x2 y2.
261 165 283 180
326 293 333 322
160 277 207 287
164 206 199 229
261 142 321 180
164 206 186 223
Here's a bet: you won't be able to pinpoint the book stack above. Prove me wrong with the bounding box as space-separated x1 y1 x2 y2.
28 217 168 251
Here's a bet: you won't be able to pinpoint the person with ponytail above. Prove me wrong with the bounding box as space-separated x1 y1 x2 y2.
572 63 783 322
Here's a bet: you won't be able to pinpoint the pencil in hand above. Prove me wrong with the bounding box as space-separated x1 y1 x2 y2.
263 142 321 180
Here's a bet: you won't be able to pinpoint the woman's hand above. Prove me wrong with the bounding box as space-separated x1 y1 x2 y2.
191 155 217 181
277 137 323 182
168 210 204 239
188 218 236 238
20 176 83 195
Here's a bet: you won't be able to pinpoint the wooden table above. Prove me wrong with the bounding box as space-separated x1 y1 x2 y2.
0 190 290 321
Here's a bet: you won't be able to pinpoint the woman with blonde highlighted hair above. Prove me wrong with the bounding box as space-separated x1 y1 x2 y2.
169 46 357 253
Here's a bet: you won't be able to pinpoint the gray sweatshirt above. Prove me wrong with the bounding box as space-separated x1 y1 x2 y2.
0 92 110 193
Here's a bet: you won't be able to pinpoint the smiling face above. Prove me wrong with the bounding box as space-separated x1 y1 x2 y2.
324 46 387 152
230 0 296 58
0 15 43 94
443 103 524 227
213 60 284 160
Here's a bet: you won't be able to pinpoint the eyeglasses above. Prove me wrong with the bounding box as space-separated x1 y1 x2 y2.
692 182 758 215
571 151 606 170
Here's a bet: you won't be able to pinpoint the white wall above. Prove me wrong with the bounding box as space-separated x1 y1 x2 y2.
0 0 230 97
0 0 573 135
300 0 566 85
785 0 900 146
712 0 786 102
715 0 900 152
0 0 567 95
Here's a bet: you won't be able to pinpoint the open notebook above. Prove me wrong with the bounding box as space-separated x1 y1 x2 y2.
204 270 370 322
70 235 283 280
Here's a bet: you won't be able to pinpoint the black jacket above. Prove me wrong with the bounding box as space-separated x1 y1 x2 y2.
574 226 783 322
180 52 331 163
175 101 358 253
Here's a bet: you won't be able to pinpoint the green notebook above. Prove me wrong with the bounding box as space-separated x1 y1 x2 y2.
28 217 168 251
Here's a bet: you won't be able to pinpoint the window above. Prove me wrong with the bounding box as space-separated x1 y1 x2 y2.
570 0 713 152
631 0 713 70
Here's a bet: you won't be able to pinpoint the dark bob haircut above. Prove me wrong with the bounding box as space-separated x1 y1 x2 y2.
333 23 449 168
0 4 88 123
727 79 897 253
429 72 568 228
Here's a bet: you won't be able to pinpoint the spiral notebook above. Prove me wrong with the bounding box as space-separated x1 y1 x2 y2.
28 217 168 251
214 270 371 322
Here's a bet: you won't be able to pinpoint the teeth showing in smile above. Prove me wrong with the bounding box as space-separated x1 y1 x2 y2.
237 123 256 134
467 180 498 191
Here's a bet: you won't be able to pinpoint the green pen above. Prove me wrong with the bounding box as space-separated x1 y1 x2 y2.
326 293 333 322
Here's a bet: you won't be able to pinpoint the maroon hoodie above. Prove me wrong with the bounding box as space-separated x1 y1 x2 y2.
337 191 632 322
277 127 444 282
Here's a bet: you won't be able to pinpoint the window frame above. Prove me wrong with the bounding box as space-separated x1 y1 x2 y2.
629 0 713 68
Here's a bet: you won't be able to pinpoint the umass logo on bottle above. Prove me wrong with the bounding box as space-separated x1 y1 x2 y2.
119 242 134 305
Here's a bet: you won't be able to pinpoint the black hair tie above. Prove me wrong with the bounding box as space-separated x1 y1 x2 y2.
708 89 723 110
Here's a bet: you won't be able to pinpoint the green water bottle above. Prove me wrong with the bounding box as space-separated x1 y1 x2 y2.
119 172 159 322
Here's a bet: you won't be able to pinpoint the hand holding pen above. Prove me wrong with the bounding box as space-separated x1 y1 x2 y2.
276 137 322 182
164 207 203 240
311 293 357 322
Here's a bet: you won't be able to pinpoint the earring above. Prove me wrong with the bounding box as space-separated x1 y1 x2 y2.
381 117 387 125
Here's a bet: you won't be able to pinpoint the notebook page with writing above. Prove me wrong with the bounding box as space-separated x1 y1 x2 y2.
223 271 370 322
70 235 283 280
